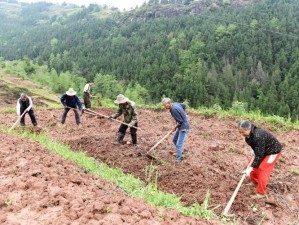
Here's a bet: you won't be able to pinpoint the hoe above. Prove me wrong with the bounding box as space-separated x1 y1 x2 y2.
222 156 254 216
146 127 176 160
9 110 27 131
85 108 139 129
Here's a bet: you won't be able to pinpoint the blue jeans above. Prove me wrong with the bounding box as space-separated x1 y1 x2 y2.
173 126 190 160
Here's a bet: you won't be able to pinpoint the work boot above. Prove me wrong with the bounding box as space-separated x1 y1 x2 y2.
20 122 25 127
113 132 125 145
132 139 137 148
132 143 138 148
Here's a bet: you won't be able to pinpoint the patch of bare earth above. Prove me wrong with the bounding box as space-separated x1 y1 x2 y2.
1 107 298 225
0 132 219 225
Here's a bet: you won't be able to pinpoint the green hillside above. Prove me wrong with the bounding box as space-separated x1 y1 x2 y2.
0 0 299 120
0 70 60 112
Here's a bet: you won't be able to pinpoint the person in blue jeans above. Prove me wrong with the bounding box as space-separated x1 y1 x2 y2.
162 98 190 161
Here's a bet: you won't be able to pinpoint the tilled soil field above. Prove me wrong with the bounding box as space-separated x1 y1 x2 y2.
1 107 298 225
0 132 220 225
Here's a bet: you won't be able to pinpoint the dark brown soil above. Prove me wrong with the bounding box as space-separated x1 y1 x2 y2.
0 131 222 225
1 106 298 225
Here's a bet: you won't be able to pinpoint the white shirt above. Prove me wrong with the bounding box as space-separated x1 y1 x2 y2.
83 84 91 93
16 96 33 116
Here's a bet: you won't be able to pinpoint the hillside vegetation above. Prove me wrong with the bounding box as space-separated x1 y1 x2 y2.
0 0 299 120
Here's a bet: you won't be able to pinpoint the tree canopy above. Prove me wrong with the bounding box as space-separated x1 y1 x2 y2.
0 0 299 119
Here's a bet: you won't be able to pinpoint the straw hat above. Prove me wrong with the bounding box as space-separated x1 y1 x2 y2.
66 88 77 96
114 94 128 104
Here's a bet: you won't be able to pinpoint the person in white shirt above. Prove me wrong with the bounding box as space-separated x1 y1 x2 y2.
83 82 94 109
16 93 37 127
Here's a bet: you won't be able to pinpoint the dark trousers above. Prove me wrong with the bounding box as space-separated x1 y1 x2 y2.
20 108 37 126
118 123 138 144
61 108 80 125
83 92 91 108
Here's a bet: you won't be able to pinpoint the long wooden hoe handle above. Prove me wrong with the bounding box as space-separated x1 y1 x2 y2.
9 110 27 131
146 127 175 154
222 156 255 216
85 108 139 130
65 106 98 117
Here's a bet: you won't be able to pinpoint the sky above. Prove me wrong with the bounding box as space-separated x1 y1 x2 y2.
18 0 147 11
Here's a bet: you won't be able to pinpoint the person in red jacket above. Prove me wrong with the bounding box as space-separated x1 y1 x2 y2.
238 120 282 195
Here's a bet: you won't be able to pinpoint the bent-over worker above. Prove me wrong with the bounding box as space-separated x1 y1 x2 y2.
238 120 282 195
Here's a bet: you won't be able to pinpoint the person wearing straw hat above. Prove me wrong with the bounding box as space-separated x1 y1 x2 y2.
16 93 37 127
60 88 83 126
162 97 190 161
83 82 94 109
109 94 138 146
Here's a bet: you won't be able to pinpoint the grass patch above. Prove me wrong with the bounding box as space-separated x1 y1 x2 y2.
4 198 13 206
288 169 299 175
189 106 297 132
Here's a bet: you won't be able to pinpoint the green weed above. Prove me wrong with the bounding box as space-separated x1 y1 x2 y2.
288 169 299 175
258 211 267 225
4 198 13 206
105 207 111 213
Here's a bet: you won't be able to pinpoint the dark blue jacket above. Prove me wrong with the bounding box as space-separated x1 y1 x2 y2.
60 94 82 109
170 103 189 130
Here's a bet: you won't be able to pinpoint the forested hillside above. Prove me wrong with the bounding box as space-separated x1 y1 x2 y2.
0 0 299 119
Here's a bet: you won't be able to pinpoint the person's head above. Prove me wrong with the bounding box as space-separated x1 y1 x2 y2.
162 97 172 109
89 82 94 87
238 120 252 137
114 94 128 105
66 88 77 97
20 93 27 101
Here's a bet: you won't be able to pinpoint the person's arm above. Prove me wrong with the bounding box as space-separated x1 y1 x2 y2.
16 99 20 115
173 108 184 127
111 107 122 119
172 106 188 130
129 104 138 126
251 137 266 168
60 94 67 107
75 96 83 110
26 96 33 111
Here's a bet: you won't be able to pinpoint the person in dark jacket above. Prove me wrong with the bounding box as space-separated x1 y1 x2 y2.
162 97 190 161
109 94 138 146
238 120 282 195
60 88 83 126
16 93 37 127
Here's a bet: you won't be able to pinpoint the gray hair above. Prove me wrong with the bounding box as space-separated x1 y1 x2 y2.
238 120 252 130
20 93 26 98
162 97 172 104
